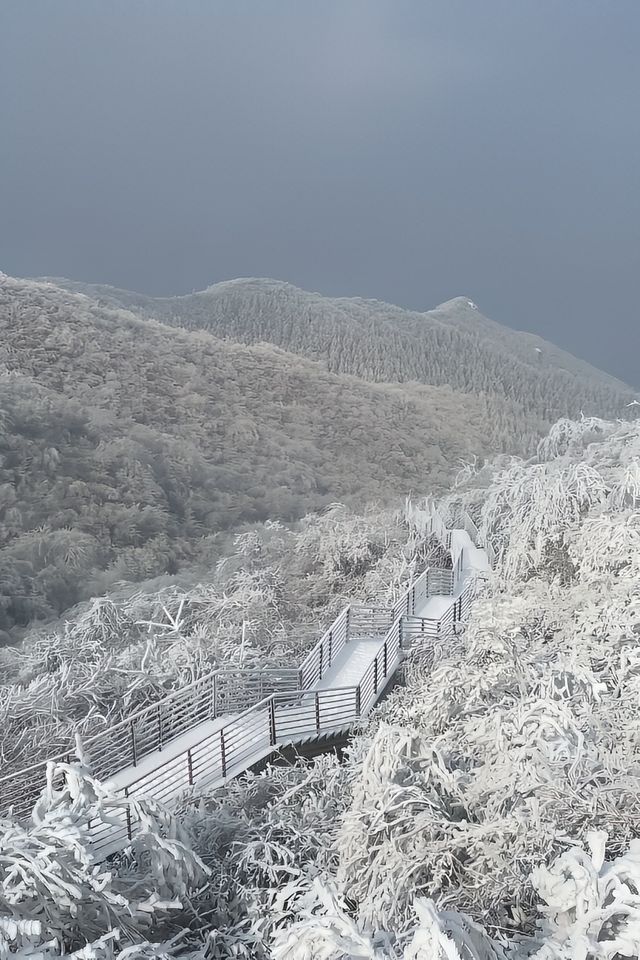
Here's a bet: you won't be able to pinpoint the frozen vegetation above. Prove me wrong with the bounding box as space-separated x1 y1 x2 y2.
2 415 640 958
2 272 578 640
45 276 634 428
0 503 426 784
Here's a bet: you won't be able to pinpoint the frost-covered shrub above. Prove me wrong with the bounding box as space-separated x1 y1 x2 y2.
0 502 435 784
5 417 640 958
203 417 640 957
0 741 208 960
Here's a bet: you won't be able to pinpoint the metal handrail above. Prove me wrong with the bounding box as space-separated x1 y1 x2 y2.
1 506 479 823
457 507 498 570
95 619 408 850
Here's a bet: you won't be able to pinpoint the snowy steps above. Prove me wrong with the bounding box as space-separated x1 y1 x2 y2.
75 515 492 857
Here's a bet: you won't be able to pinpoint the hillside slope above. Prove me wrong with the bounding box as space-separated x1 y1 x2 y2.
0 274 535 633
45 276 636 421
3 418 640 959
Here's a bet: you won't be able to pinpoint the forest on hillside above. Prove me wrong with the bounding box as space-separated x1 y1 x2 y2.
1 416 640 958
0 274 548 638
49 277 637 421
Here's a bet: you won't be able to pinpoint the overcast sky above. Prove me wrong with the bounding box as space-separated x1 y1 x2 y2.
1 1 638 386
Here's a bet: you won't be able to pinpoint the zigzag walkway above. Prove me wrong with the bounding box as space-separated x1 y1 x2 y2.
0 509 493 856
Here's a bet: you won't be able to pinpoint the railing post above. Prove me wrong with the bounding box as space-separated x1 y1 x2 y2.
315 691 321 734
355 685 361 717
212 673 218 717
345 605 351 641
269 697 277 746
220 729 227 778
130 721 137 767
124 786 132 841
383 640 388 677
187 748 194 785
373 658 378 695
328 630 332 666
298 666 304 690
399 617 404 649
411 585 416 615
157 703 163 751
319 643 323 680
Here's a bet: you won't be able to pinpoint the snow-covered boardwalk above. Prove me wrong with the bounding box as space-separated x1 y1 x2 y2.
89 517 491 854
0 507 493 856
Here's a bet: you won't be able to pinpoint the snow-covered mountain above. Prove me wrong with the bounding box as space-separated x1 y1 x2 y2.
43 276 636 428
0 273 543 637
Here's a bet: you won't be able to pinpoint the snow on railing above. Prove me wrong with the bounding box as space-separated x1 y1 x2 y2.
0 504 483 825
0 665 302 820
426 567 454 595
89 682 363 854
484 538 497 570
90 618 407 853
390 567 429 621
213 668 302 714
359 614 404 714
298 567 431 689
299 606 350 689
456 507 498 571
458 509 480 544
349 604 395 638
401 580 475 649
0 573 414 819
453 545 465 588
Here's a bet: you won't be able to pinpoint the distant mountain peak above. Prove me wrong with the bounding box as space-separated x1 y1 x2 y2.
433 296 480 311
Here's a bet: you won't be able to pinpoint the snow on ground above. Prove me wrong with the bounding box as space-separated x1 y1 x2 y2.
317 638 381 688
451 528 491 574
89 528 487 855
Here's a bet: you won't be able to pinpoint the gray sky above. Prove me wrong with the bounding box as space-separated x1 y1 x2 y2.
1 1 638 386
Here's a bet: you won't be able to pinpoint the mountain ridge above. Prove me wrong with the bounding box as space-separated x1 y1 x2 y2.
38 276 634 411
1 272 542 635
